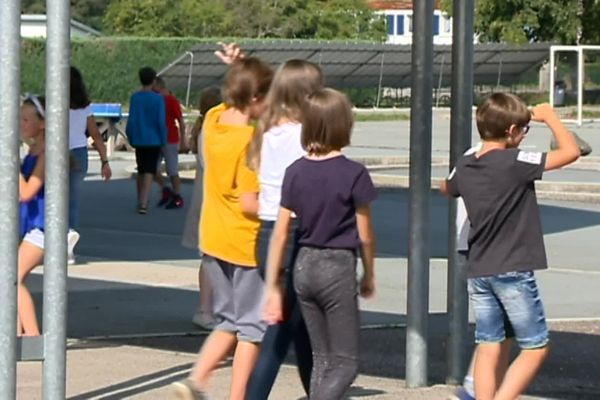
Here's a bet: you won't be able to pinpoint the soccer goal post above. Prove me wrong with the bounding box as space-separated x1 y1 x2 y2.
549 45 600 126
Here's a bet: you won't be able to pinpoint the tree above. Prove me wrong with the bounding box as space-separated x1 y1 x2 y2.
440 0 600 45
22 0 111 31
104 0 386 40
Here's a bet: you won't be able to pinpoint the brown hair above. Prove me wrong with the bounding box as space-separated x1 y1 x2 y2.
301 88 353 155
189 87 222 153
222 57 274 111
476 93 531 141
247 59 324 170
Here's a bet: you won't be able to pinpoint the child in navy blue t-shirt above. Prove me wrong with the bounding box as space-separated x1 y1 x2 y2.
263 88 377 400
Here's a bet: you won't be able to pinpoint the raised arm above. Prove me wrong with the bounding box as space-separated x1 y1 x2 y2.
531 103 580 171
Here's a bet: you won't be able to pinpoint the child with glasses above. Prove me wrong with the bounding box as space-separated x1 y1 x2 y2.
441 94 580 399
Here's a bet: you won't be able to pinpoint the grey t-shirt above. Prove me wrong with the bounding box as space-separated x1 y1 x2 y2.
280 155 377 249
447 148 548 278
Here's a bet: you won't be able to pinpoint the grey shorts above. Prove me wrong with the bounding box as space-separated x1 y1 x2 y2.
158 143 179 176
203 254 266 342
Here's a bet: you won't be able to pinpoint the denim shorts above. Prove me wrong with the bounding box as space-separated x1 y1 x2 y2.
468 271 548 349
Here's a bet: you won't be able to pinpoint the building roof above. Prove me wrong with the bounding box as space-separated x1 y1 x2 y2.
158 40 550 97
21 14 101 37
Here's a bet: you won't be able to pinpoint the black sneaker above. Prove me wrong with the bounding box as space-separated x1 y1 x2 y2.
166 194 184 209
172 379 208 400
157 187 173 207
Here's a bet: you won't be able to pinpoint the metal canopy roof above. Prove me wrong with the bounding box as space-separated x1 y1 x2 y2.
158 40 551 101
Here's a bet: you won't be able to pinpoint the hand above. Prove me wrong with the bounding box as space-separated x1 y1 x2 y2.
101 162 112 181
531 103 558 123
214 42 245 65
359 274 375 299
263 287 284 325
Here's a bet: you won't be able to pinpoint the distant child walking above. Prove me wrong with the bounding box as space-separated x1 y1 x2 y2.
244 59 324 400
173 57 273 400
442 94 580 400
125 66 167 214
153 76 185 209
264 88 377 400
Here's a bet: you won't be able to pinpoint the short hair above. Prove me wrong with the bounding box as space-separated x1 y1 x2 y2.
476 93 531 141
138 66 157 86
301 88 353 155
222 57 273 111
70 66 90 109
153 75 166 89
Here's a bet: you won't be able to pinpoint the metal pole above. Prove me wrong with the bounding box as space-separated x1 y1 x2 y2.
0 0 21 397
446 0 474 385
577 47 584 126
406 0 434 388
496 55 503 89
376 52 385 108
549 47 556 106
436 53 446 108
185 51 194 108
43 0 70 398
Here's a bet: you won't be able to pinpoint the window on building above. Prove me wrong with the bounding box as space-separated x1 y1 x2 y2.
407 15 413 33
397 15 404 35
433 15 440 36
387 14 395 35
443 16 452 33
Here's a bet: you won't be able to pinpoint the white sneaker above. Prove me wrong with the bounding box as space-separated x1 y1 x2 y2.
192 311 215 331
67 229 80 265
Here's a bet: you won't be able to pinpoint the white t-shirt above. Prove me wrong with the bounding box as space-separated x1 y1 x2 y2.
69 106 92 150
258 122 305 221
455 142 482 251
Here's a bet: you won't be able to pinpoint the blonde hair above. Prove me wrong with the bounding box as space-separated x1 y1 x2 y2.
246 59 324 171
476 93 531 141
189 87 221 153
301 88 353 155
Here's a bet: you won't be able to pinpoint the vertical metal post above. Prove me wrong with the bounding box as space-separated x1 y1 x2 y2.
446 0 474 385
436 54 446 108
549 47 556 107
185 51 194 108
577 47 584 126
406 0 434 388
43 1 70 399
376 52 385 108
0 0 21 397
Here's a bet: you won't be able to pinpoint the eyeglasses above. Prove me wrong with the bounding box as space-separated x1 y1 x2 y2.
23 93 45 119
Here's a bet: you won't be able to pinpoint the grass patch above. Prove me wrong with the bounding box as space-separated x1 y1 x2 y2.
354 112 410 122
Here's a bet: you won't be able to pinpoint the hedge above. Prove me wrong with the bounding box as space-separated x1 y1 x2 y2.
22 37 208 106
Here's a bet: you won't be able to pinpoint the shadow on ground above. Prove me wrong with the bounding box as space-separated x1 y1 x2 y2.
78 179 600 262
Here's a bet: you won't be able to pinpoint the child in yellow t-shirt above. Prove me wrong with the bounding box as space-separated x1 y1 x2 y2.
173 57 273 400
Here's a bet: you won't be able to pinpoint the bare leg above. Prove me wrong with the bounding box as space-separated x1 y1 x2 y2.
138 173 154 207
474 343 503 400
17 242 44 336
136 175 143 204
154 172 165 190
190 330 237 389
229 341 260 400
496 339 513 384
494 346 549 400
170 175 182 195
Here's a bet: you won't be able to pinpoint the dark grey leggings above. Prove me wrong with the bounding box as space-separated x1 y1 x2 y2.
294 247 359 400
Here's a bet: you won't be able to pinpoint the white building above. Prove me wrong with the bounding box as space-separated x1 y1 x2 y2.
21 14 101 38
368 0 454 45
